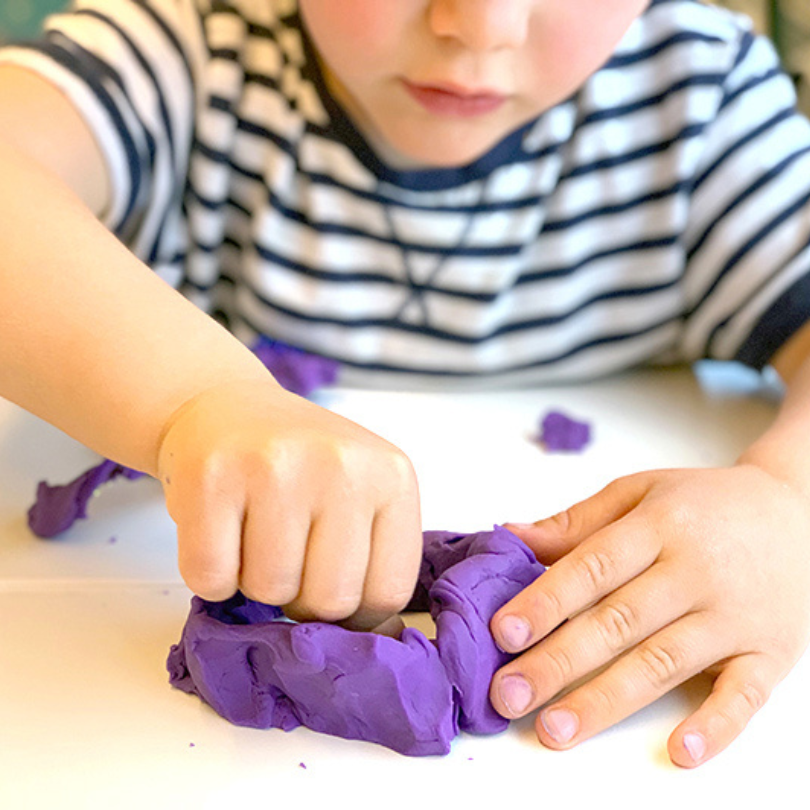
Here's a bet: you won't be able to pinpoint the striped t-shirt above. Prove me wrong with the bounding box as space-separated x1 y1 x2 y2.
3 0 810 386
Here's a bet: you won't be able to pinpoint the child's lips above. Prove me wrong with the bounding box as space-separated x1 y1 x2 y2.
402 79 507 118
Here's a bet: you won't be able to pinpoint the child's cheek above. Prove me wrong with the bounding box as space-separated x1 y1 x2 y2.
300 0 403 54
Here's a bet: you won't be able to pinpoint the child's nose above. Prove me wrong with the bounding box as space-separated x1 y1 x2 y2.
428 0 531 52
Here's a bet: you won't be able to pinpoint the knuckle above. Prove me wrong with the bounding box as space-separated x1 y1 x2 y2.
545 508 574 536
593 600 639 652
299 592 362 624
728 679 769 720
363 586 413 617
574 547 617 591
183 568 235 602
240 578 299 608
379 447 418 494
533 586 566 629
636 642 685 688
587 679 624 715
542 645 577 685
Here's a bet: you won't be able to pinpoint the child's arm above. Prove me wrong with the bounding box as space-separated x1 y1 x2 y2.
0 66 422 628
489 325 810 766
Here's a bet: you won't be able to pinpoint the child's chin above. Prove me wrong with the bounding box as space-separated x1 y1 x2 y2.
379 136 502 171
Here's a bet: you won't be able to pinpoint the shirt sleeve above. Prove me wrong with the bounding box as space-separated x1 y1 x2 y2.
680 21 810 370
0 0 208 264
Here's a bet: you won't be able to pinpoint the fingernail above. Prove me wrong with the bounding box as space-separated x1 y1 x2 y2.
683 732 706 763
541 707 579 744
498 674 533 716
498 614 531 651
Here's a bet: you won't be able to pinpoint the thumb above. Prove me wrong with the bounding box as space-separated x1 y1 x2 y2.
504 474 649 564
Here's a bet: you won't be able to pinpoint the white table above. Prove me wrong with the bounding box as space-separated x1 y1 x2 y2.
1 363 807 809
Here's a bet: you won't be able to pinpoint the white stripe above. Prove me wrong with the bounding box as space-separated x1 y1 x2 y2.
714 244 810 360
0 47 132 231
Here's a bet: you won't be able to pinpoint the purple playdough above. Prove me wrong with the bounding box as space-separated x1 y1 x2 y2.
538 410 591 452
26 340 340 538
27 460 145 538
250 337 340 395
167 525 546 756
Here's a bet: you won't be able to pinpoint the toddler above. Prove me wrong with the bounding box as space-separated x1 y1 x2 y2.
0 0 809 768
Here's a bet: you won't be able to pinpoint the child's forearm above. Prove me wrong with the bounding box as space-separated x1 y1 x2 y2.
0 140 271 474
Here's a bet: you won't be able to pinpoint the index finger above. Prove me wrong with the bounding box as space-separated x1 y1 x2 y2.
491 519 660 652
344 489 423 631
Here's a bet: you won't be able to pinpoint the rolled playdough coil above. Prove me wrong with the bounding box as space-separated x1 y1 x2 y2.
167 525 546 756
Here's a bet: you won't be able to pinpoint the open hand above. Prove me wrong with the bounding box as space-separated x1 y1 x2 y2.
489 465 810 766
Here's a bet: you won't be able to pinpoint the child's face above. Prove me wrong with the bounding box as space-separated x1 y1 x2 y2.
300 0 649 168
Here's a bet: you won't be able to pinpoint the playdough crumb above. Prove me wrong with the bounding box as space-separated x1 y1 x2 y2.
536 409 591 452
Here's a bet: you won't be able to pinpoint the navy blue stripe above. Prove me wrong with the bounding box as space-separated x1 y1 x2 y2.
561 123 705 182
137 0 197 89
517 236 680 286
231 270 678 344
543 183 686 233
719 66 783 114
180 202 679 293
734 271 810 369
730 29 755 74
254 216 523 258
209 47 241 62
605 30 726 70
689 144 810 260
689 187 810 319
77 7 179 262
237 305 677 378
243 70 283 94
691 107 796 194
710 239 810 364
580 73 724 127
36 36 144 235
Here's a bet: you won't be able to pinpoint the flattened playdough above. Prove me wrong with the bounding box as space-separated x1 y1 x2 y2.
167 525 546 755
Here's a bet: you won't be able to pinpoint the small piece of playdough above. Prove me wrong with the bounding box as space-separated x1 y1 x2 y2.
27 460 145 538
537 409 591 452
27 340 340 538
167 525 546 756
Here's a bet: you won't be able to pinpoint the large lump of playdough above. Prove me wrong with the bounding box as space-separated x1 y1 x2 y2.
167 525 546 756
167 592 456 755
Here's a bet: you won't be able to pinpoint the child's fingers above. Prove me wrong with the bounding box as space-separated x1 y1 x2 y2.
285 505 373 623
239 497 309 606
281 447 420 629
173 489 243 602
349 490 424 630
504 472 650 564
490 560 692 717
492 517 660 653
532 613 726 751
668 654 779 768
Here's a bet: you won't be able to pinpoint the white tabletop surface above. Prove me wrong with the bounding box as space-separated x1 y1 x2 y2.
1 363 807 810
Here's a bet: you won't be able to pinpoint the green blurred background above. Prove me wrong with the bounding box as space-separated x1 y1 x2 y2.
0 0 68 40
0 0 807 111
